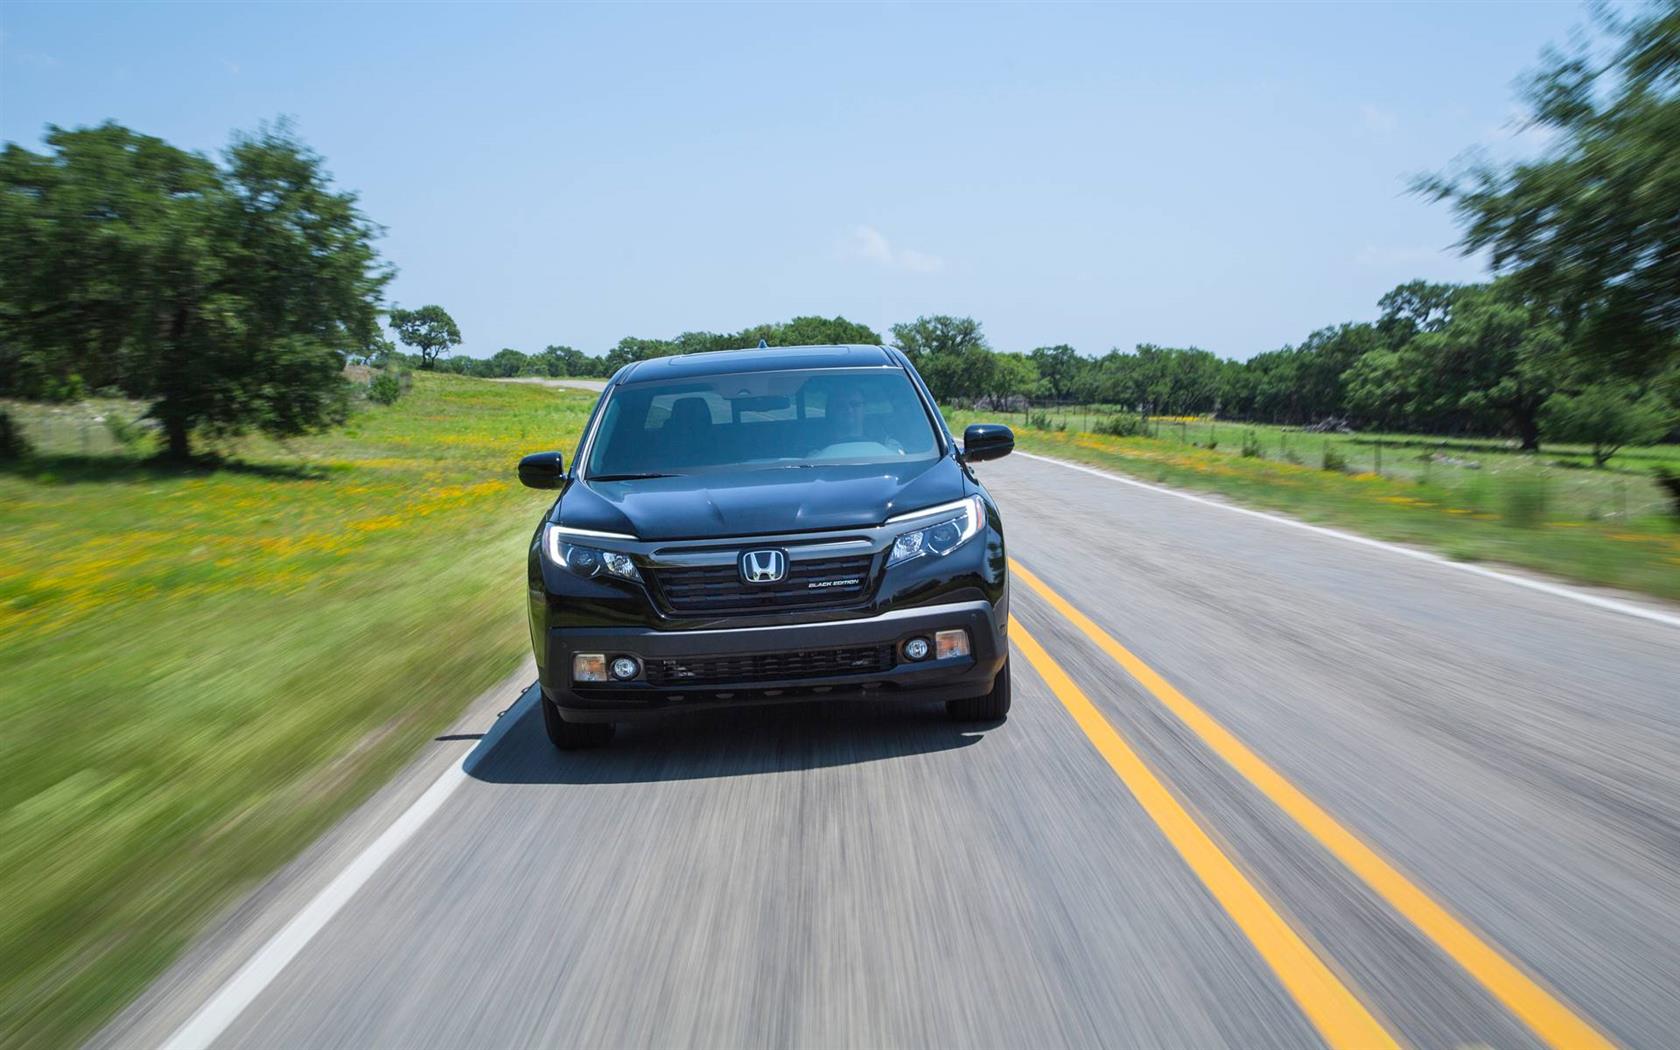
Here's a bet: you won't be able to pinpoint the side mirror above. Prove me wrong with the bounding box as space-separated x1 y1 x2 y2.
518 451 566 489
962 423 1014 463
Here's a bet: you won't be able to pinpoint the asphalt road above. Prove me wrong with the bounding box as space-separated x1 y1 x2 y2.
105 452 1680 1050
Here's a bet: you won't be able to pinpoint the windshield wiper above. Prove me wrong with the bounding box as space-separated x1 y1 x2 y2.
587 472 683 481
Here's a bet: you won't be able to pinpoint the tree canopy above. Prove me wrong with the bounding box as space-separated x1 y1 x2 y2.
1420 0 1680 378
0 121 391 457
388 304 461 370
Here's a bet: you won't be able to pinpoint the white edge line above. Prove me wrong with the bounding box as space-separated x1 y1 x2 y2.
161 762 470 1050
1013 450 1680 631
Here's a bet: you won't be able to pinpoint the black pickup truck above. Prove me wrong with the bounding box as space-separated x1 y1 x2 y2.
517 344 1013 748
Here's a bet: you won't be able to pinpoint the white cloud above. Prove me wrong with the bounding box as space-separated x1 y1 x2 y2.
843 225 943 273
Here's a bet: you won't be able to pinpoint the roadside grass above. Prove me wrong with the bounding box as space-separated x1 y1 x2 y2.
1008 406 1680 521
0 373 592 1049
946 408 1680 603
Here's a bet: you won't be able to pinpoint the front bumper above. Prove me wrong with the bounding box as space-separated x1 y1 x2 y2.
542 599 1006 722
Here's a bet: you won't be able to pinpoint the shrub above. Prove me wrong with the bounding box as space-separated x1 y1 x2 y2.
43 373 87 403
1027 410 1052 431
1094 414 1143 437
104 413 151 452
1500 473 1549 528
1651 469 1680 521
0 409 30 460
1455 473 1491 514
368 371 404 405
1321 445 1348 473
1541 380 1673 467
1241 430 1263 458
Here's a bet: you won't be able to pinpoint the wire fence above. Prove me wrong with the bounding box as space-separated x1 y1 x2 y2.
960 397 1424 480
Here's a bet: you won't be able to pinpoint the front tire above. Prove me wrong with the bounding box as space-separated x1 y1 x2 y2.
541 695 615 749
947 658 1011 722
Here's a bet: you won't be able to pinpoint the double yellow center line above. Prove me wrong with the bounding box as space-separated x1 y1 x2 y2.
1010 618 1397 1047
1008 557 1611 1050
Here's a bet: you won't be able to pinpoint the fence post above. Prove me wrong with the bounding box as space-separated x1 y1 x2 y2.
1375 437 1383 477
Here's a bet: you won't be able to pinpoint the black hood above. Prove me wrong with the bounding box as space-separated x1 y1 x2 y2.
556 457 967 540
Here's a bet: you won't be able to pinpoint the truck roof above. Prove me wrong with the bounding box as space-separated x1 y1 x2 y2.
618 344 898 383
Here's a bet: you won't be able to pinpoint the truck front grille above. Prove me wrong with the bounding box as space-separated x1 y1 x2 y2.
643 644 895 686
651 554 875 615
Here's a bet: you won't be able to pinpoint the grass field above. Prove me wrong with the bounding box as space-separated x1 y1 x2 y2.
1011 405 1680 520
948 407 1680 603
0 374 594 1049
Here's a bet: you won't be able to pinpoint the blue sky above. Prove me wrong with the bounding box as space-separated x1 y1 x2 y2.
2 2 1585 361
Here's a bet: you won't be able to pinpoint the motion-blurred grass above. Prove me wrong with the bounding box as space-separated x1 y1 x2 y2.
0 373 592 1049
1012 407 1680 520
948 409 1680 603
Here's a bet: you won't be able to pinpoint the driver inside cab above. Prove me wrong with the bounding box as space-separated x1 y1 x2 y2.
812 380 904 455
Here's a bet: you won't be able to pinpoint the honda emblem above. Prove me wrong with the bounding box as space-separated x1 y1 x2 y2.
739 549 788 584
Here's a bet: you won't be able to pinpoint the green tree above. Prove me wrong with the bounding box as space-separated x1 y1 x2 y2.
1361 283 1566 447
488 347 529 377
1091 344 1224 417
0 123 220 403
1029 345 1084 401
890 315 993 401
890 315 985 363
735 315 882 348
602 336 678 374
0 121 391 457
980 352 1040 405
1542 380 1675 466
387 304 461 371
1377 280 1459 342
365 338 398 368
533 344 588 377
1420 1 1680 378
1343 348 1418 429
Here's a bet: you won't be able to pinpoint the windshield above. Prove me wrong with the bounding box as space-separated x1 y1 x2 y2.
584 367 940 477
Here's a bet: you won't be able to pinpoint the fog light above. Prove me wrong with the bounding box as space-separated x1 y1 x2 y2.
610 656 640 681
935 629 971 659
903 637 931 661
572 653 607 683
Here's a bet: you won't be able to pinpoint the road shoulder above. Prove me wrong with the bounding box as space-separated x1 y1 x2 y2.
91 661 537 1050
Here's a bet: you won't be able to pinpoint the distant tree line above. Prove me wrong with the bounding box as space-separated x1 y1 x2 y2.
395 268 1671 458
394 315 883 379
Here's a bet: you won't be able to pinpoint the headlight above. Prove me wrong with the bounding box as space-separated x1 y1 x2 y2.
543 525 641 582
887 494 984 567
